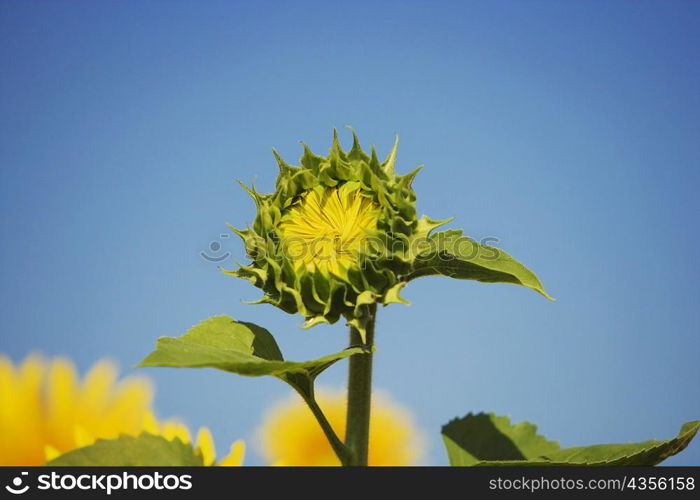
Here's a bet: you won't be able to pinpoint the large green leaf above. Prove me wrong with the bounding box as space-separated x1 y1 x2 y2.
47 433 203 466
138 315 368 396
407 230 552 299
442 413 700 466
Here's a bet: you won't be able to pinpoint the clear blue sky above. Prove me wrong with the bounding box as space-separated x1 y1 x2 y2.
1 0 698 465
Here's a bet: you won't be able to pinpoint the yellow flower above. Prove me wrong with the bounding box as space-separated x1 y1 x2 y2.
0 354 244 466
279 183 379 277
258 388 424 466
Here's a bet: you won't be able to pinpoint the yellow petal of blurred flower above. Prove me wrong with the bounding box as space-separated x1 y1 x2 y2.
0 354 243 466
258 388 424 466
218 440 246 467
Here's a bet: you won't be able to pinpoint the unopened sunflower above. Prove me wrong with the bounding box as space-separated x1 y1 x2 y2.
140 129 556 467
225 130 459 339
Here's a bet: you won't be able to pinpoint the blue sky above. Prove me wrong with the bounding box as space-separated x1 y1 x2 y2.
1 0 698 465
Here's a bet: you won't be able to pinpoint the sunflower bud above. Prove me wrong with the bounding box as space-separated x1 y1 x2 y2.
224 130 448 340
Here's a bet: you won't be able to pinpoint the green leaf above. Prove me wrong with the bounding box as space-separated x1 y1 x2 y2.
407 230 553 300
442 413 559 466
47 433 203 466
442 413 700 466
138 315 368 397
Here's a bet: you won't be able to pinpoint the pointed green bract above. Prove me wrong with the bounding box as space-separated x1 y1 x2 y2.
225 129 551 339
138 315 369 398
47 433 204 466
442 413 700 466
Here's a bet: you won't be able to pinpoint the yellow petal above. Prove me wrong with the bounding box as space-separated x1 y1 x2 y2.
77 359 118 431
73 425 94 448
141 411 159 434
160 420 191 444
195 427 216 465
0 355 15 432
98 377 152 439
1 355 46 465
218 440 245 466
44 445 61 463
45 358 79 452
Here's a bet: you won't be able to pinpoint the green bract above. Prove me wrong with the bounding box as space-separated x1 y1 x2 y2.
225 130 551 341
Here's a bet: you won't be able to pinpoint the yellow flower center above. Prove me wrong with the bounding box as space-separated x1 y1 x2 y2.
278 183 379 277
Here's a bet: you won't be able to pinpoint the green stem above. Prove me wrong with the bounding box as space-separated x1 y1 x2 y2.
344 303 377 466
299 389 354 466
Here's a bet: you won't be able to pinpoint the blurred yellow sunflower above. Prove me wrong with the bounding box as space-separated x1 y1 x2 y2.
258 388 424 466
0 354 244 466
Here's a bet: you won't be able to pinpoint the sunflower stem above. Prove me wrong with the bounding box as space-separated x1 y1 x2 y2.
344 303 377 466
